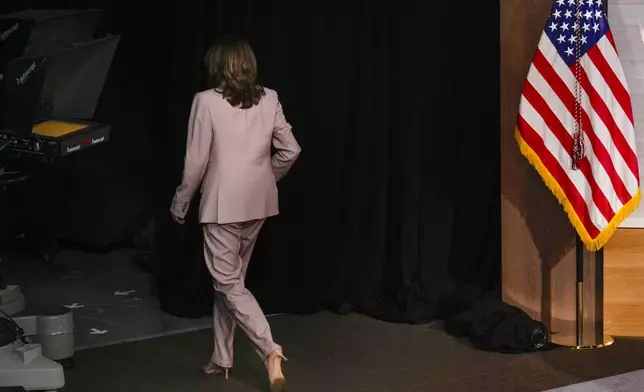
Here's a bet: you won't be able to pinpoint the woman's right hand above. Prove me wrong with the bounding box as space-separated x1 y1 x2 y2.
170 211 185 225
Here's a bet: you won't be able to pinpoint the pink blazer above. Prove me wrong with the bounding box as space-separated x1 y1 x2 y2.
170 87 301 224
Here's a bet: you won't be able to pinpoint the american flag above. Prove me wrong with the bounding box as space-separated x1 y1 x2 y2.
516 0 641 251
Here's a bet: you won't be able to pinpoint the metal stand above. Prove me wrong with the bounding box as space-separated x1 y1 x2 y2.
551 234 615 350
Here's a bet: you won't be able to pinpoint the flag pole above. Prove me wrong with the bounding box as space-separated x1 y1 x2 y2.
575 233 584 347
570 0 613 351
520 0 623 350
566 0 613 350
552 235 614 349
557 235 615 350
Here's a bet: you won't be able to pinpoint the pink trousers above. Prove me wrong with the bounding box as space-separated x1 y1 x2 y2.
202 219 281 368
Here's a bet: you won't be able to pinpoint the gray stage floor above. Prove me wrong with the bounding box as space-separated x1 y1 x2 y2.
2 247 644 391
62 313 644 392
544 369 644 391
0 247 211 350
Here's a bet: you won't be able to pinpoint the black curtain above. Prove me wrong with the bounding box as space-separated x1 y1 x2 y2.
154 1 501 322
2 1 500 323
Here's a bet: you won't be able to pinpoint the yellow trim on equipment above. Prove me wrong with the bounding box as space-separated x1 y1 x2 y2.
33 120 88 138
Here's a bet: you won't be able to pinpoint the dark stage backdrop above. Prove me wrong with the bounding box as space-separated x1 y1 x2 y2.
2 1 500 322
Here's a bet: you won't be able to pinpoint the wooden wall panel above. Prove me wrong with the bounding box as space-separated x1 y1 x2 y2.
501 0 604 346
605 229 644 336
600 0 644 338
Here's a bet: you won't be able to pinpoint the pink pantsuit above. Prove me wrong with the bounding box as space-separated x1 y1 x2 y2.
170 87 301 367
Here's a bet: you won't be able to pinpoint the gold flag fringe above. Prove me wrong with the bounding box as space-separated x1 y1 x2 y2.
515 128 641 251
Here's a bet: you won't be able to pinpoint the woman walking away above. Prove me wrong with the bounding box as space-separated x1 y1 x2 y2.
170 35 301 392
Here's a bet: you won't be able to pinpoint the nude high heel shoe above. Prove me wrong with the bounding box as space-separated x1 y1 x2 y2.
265 350 287 392
201 362 230 379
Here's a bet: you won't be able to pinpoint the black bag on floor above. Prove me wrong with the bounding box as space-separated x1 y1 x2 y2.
444 299 551 354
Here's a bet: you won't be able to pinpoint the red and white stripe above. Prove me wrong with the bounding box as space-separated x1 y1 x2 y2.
517 30 639 241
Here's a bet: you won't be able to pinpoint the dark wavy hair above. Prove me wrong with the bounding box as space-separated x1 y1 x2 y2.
204 35 265 109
